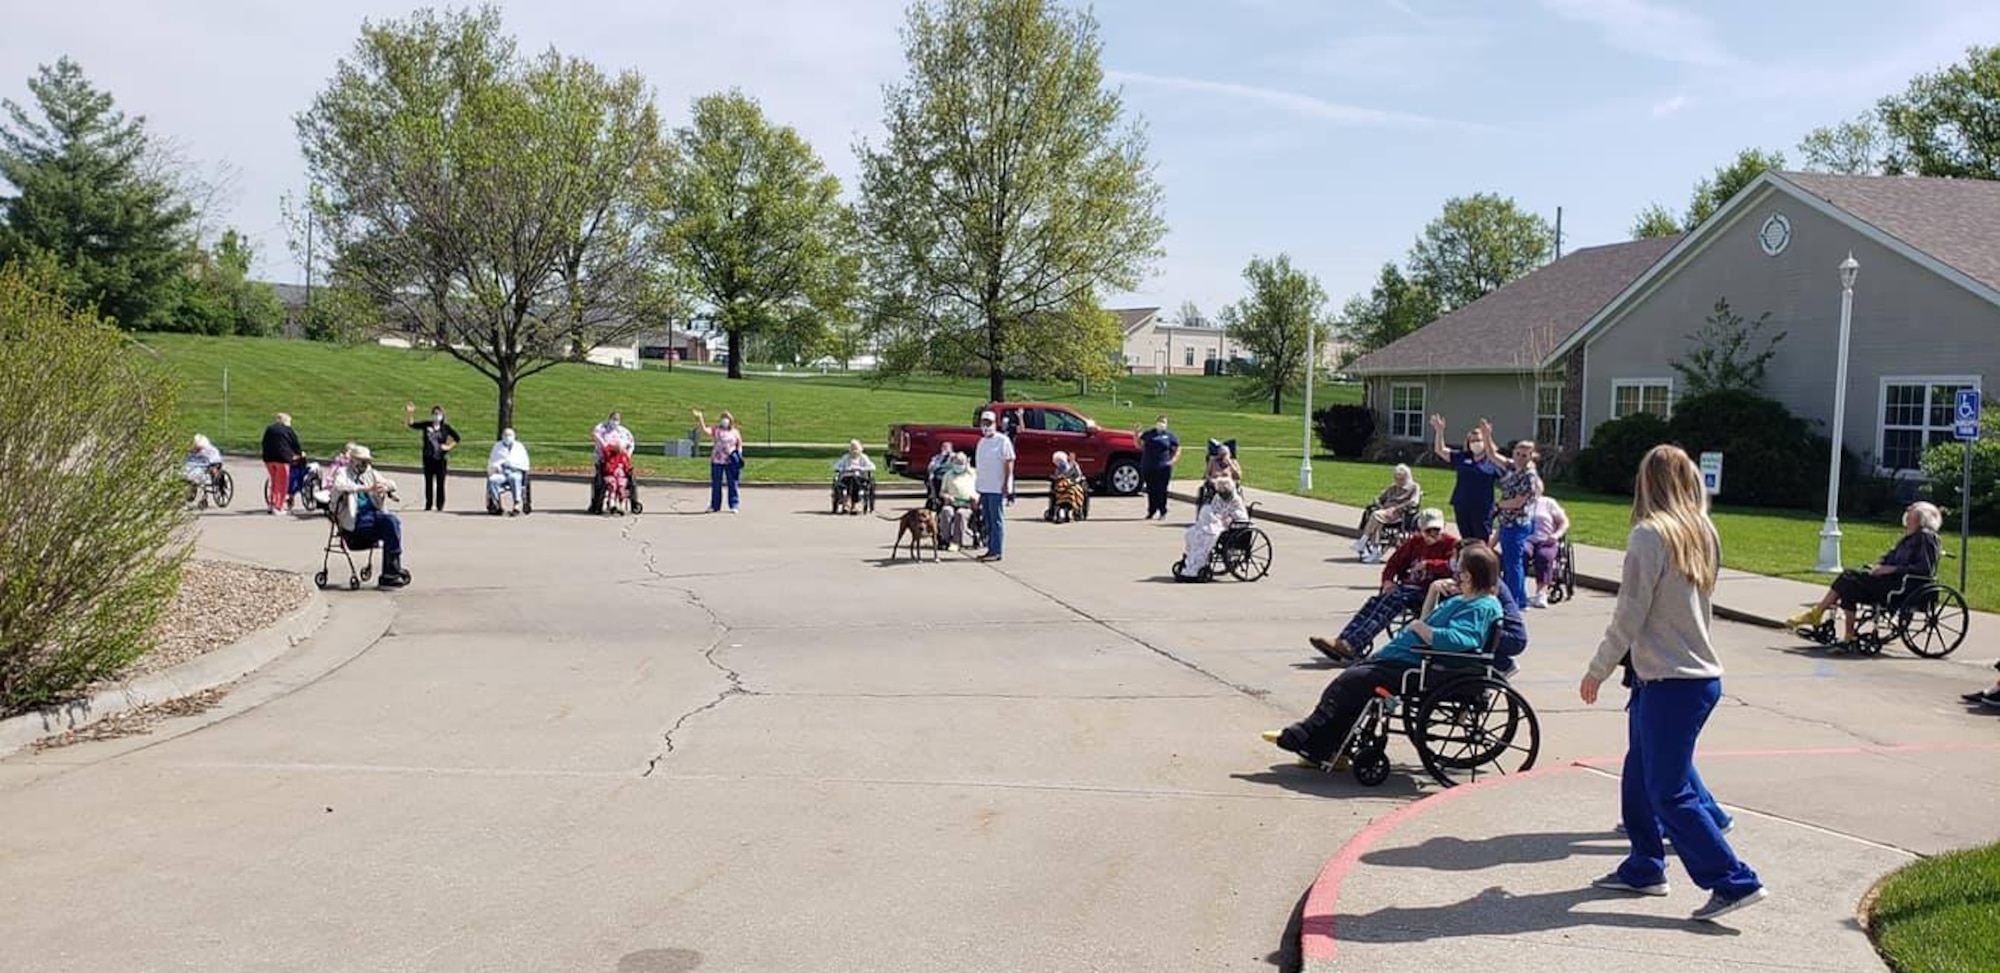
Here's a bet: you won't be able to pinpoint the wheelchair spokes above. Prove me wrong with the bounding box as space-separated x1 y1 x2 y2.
1410 677 1538 786
1900 585 1968 658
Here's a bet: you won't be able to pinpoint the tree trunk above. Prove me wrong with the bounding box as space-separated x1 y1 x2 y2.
986 317 1005 404
1271 386 1283 416
727 329 744 380
496 369 518 439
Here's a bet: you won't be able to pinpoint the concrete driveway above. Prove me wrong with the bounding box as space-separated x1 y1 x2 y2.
1 465 1994 972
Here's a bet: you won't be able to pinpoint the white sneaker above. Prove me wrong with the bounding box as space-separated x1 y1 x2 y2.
1351 538 1367 554
1530 593 1548 609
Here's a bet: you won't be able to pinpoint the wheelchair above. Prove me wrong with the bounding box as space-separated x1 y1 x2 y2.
1358 503 1419 561
1172 503 1273 582
1044 475 1090 523
486 470 534 515
1330 626 1540 788
1536 537 1577 605
187 464 234 509
832 470 876 515
1795 565 1969 658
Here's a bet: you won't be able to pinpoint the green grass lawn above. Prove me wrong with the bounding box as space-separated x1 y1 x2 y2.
138 332 1357 479
1869 841 2000 973
142 333 1994 611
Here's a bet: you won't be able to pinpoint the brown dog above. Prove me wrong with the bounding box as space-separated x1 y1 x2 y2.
893 507 939 562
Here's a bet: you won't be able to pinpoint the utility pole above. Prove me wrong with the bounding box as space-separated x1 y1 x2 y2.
1554 206 1564 261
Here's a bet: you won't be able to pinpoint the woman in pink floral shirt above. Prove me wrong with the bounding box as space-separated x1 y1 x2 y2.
692 408 744 513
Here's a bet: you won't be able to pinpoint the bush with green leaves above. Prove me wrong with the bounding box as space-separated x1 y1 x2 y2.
1573 412 1673 495
0 260 188 712
1313 404 1375 458
1921 406 2000 532
1665 389 1833 508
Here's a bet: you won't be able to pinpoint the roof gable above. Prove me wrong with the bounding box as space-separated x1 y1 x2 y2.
1115 306 1161 335
1348 235 1680 375
1545 171 2000 365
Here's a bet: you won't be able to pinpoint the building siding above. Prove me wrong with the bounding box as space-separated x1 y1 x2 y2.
1363 373 1552 451
1582 185 1999 469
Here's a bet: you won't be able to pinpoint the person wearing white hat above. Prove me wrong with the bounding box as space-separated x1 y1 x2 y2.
1307 508 1457 661
973 410 1015 560
332 445 410 587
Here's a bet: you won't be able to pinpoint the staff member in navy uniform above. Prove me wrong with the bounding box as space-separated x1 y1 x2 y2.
403 401 461 511
1137 414 1181 520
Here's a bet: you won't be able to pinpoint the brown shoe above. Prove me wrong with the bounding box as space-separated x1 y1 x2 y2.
1309 636 1354 661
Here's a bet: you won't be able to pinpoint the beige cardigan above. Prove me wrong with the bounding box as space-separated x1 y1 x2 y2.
1586 523 1725 683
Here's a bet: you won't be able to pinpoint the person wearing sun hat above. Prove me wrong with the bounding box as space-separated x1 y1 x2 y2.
332 445 410 588
1307 507 1458 662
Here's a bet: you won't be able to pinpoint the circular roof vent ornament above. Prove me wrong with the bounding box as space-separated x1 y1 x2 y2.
1758 213 1792 256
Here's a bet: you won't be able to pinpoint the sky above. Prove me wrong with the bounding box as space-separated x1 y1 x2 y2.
4 0 1996 320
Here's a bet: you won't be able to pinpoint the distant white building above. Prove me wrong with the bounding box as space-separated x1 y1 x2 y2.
1117 307 1242 375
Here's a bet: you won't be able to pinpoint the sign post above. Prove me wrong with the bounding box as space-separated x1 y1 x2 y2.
1954 389 1981 592
1699 451 1723 497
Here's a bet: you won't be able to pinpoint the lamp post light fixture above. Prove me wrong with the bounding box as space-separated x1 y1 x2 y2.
1815 252 1860 573
1299 321 1317 492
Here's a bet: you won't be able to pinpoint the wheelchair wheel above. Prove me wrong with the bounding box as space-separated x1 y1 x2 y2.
1410 676 1539 787
314 570 329 590
1351 748 1392 787
629 498 641 515
214 471 235 508
1222 527 1272 582
863 480 876 514
1899 584 1967 659
348 575 362 591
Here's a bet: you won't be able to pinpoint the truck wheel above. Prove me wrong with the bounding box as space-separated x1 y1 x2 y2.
1104 459 1143 497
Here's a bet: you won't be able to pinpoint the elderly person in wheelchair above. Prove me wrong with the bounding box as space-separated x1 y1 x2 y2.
486 428 531 516
1352 463 1422 563
934 448 979 551
334 446 410 588
1309 508 1457 661
183 433 223 490
1265 544 1504 768
833 439 876 515
1785 501 1942 647
1174 475 1249 581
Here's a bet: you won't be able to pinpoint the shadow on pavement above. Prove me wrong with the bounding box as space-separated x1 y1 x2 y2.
1360 831 1627 871
1230 765 1424 801
1338 884 1741 944
1264 884 1308 972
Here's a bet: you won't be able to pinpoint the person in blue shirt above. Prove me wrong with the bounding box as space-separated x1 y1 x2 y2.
1265 544 1504 766
1137 414 1182 520
1429 413 1504 541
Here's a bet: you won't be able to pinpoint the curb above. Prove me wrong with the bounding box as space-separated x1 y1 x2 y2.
0 584 330 759
1171 488 1785 630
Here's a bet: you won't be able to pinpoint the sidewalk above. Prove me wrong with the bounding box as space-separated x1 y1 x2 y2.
1174 480 2000 659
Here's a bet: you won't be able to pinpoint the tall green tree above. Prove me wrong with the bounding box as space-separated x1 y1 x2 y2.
1223 254 1331 415
857 0 1166 402
168 229 285 336
1335 262 1438 355
295 6 662 435
1799 114 1885 175
1408 193 1552 312
0 58 192 329
1684 147 1785 227
654 91 852 378
1879 45 2000 180
1629 203 1682 240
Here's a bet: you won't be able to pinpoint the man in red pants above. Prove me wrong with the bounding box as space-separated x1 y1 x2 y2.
260 412 302 515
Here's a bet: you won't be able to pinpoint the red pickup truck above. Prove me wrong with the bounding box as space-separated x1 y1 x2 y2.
887 402 1146 495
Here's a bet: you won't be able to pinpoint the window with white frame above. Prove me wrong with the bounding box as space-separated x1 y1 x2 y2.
1184 346 1195 367
1611 379 1672 419
1879 377 1979 473
1535 383 1564 446
1389 383 1426 439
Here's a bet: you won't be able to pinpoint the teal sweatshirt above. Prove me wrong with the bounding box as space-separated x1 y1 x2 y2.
1375 594 1502 666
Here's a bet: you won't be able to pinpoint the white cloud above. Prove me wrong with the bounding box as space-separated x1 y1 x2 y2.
1652 93 1689 117
1107 70 1484 130
1541 0 1734 67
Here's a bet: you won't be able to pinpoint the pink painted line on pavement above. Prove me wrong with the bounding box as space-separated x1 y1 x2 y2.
1298 739 2000 963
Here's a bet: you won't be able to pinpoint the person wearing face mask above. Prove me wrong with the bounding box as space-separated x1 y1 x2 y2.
590 411 639 515
973 410 1016 561
486 428 531 516
1428 413 1503 542
1137 415 1181 520
693 407 745 513
403 401 461 512
936 448 978 551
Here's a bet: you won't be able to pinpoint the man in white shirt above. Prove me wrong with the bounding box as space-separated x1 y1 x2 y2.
487 428 532 516
590 411 638 514
973 410 1016 562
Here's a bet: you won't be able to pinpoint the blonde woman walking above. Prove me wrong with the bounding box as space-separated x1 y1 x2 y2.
1580 444 1765 923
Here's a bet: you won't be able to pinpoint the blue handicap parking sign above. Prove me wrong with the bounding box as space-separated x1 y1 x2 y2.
1956 389 1982 441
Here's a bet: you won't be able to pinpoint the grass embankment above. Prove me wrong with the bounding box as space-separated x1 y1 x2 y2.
144 334 1996 611
1868 841 2000 973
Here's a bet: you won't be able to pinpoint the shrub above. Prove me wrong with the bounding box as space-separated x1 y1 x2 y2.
1666 389 1832 508
1921 407 2000 532
0 260 189 712
1574 412 1673 495
1313 404 1376 458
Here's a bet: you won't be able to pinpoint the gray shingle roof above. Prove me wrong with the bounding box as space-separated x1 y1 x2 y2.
1775 171 2000 295
1349 235 1682 374
1115 306 1161 334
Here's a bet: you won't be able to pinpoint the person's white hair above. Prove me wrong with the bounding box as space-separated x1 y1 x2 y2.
502 427 516 440
1909 501 1942 532
1052 450 1069 465
848 439 863 453
1392 463 1411 480
192 434 211 450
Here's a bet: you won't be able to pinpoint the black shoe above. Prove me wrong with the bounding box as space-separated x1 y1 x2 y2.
1962 689 1995 703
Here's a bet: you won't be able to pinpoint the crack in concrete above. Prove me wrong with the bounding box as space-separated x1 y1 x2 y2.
1718 691 1901 749
622 520 760 777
